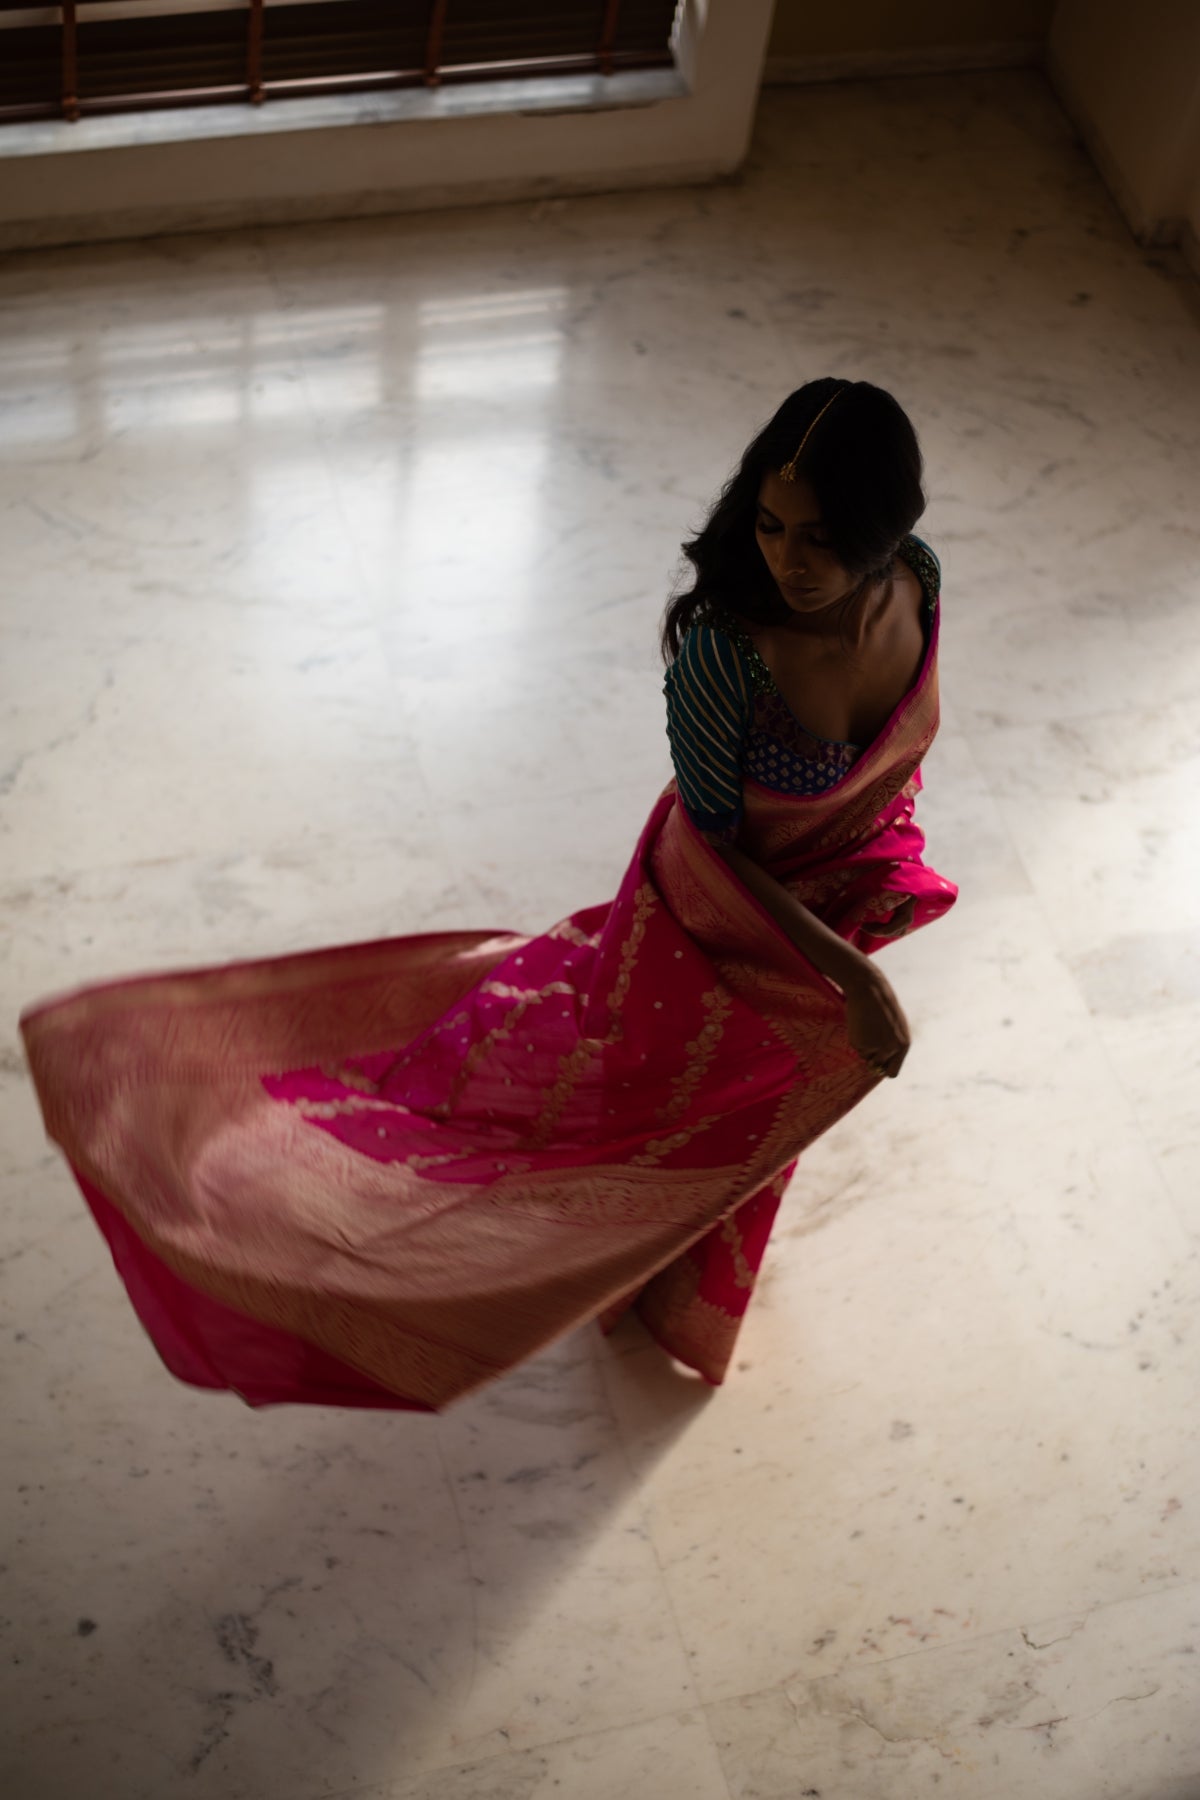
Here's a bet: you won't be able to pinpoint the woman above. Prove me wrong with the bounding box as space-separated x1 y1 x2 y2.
20 378 955 1412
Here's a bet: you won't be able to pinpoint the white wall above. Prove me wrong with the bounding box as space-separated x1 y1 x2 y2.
1048 0 1200 264
766 0 1052 78
0 0 775 252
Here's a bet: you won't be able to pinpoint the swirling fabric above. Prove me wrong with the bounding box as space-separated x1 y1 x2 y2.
21 604 955 1410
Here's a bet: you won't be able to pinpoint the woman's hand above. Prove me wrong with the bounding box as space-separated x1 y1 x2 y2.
842 959 911 1079
863 895 916 939
703 837 911 1078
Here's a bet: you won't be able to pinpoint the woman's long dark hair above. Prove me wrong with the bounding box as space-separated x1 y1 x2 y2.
661 378 926 661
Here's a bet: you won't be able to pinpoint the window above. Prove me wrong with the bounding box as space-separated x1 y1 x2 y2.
0 0 682 125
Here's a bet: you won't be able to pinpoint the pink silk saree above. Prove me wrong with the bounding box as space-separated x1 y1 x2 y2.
21 614 955 1412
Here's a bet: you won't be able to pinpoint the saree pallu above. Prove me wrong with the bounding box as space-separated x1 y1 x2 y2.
20 632 956 1412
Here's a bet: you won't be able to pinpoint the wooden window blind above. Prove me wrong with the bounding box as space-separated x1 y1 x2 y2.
0 1 681 124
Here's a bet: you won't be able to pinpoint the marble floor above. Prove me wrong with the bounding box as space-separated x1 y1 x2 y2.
3 69 1200 1800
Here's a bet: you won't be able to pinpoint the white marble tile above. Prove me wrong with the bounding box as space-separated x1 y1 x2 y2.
417 1348 700 1766
1 619 433 873
382 633 672 821
0 439 365 641
376 1709 731 1800
706 1580 1200 1800
3 68 1200 1800
968 700 1200 958
903 727 1033 904
431 780 654 940
867 894 1121 1124
599 1094 1198 1702
2 1169 696 1797
2 1350 477 1798
944 588 1200 730
0 833 479 1031
1086 1003 1200 1235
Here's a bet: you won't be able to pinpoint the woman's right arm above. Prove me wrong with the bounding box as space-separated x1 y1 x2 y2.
665 626 910 1078
706 836 912 1079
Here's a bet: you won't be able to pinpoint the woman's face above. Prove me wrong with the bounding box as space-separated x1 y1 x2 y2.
754 470 856 616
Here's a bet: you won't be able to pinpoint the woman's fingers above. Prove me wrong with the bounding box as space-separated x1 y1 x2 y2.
864 895 916 939
861 1028 909 1077
859 1033 910 1079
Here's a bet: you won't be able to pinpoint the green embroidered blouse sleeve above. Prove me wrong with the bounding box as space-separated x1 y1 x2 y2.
663 624 753 833
903 534 941 613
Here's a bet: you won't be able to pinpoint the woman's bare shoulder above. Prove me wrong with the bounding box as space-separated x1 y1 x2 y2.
869 561 929 698
884 557 927 635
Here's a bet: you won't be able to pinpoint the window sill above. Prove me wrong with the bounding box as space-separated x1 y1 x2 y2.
0 65 688 161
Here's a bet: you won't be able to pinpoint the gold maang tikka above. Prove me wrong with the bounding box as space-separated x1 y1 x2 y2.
779 386 845 482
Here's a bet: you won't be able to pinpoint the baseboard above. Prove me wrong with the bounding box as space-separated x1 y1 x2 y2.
0 161 730 255
763 39 1044 86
